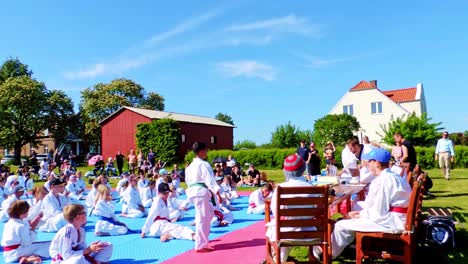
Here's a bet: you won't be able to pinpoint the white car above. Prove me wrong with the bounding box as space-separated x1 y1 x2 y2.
0 154 26 165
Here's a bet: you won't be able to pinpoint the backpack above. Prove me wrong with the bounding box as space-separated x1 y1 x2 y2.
421 215 456 251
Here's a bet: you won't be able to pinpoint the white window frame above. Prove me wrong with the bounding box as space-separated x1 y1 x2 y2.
371 101 383 114
343 104 354 115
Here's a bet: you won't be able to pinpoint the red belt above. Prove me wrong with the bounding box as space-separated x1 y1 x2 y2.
249 203 257 208
214 210 224 222
154 216 169 222
390 206 407 214
3 244 20 251
52 254 63 261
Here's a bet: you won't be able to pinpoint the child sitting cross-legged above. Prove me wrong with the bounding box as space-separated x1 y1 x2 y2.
92 185 130 236
1 200 50 264
49 204 113 264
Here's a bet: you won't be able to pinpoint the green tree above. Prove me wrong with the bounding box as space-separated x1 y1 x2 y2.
80 78 165 145
313 114 360 146
234 139 257 150
379 113 442 146
214 112 234 125
0 65 74 163
136 118 181 164
0 58 33 83
270 122 307 148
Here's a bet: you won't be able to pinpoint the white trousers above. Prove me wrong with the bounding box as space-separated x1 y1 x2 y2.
193 192 214 250
247 204 265 214
3 242 51 263
95 220 128 236
148 220 194 240
331 218 393 259
52 243 113 264
39 213 67 232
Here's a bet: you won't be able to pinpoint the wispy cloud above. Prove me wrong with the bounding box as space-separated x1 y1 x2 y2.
216 60 276 81
294 53 360 69
144 9 221 47
225 14 321 38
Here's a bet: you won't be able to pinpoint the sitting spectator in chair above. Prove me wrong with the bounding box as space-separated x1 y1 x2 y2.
246 164 261 187
105 157 117 176
318 148 412 259
265 153 313 263
246 182 274 214
93 156 105 176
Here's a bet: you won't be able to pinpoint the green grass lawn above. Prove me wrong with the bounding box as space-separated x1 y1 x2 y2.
19 165 468 263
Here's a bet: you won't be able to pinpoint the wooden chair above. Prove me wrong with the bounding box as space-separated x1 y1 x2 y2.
265 185 330 264
355 179 425 264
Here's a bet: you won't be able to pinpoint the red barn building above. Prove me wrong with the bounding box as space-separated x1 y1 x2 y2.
100 106 234 161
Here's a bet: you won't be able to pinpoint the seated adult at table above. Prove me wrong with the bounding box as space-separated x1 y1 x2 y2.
341 136 376 177
320 148 412 259
265 153 312 263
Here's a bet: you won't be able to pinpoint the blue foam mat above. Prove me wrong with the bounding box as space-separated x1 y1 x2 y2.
0 195 264 264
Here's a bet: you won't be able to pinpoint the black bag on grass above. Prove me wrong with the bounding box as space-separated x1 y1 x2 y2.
421 216 456 251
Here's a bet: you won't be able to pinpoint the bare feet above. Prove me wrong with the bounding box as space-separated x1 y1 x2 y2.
160 233 172 242
19 255 42 263
120 213 128 217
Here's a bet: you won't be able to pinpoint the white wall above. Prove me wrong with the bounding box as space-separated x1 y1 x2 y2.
329 89 409 142
400 101 422 116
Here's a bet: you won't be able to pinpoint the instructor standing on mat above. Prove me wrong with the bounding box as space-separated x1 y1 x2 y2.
185 142 221 253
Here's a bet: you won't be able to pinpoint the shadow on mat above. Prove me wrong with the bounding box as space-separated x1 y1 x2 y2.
111 258 158 263
215 238 265 251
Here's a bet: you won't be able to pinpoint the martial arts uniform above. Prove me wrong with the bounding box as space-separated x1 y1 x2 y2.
93 199 128 236
26 197 45 224
38 192 69 232
121 186 146 218
167 196 189 221
85 187 97 209
49 224 113 264
0 195 18 222
220 182 239 202
138 178 149 190
140 186 156 208
1 218 50 263
247 189 271 214
265 176 315 262
185 157 220 250
141 196 194 240
331 168 412 258
211 203 234 227
115 178 128 196
65 182 84 201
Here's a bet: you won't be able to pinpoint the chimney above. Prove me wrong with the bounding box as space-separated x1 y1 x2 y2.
369 80 377 87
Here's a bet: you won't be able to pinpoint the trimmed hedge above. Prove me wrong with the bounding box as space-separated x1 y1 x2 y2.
184 146 468 170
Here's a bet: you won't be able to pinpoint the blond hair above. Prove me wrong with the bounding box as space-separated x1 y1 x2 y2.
63 204 85 223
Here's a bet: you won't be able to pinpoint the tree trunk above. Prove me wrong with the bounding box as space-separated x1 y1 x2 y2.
14 142 23 165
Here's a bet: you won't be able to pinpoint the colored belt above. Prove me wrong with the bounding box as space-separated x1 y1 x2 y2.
214 210 224 222
3 244 20 251
99 216 126 226
52 254 63 261
154 216 169 222
190 183 216 206
249 203 257 208
390 206 408 214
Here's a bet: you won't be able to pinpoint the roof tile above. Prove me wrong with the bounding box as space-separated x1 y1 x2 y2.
382 87 417 103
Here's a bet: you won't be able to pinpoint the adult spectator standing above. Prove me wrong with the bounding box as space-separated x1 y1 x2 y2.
128 149 137 174
296 140 310 163
115 151 125 175
29 150 39 174
68 150 78 171
435 131 455 180
306 142 321 181
185 142 221 253
147 149 156 168
393 133 417 171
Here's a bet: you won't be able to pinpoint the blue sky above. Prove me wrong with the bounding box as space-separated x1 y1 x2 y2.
1 1 467 144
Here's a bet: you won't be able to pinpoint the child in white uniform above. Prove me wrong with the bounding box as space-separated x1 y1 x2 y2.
121 175 146 218
167 185 190 222
140 180 157 208
27 186 48 226
246 183 273 214
39 178 70 232
49 204 113 264
0 185 25 222
1 200 49 263
211 199 234 227
141 183 195 242
65 175 85 201
92 185 129 236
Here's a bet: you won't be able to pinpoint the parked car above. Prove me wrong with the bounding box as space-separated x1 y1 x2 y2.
0 154 26 165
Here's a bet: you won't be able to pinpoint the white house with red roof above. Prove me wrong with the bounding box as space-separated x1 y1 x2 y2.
329 80 427 142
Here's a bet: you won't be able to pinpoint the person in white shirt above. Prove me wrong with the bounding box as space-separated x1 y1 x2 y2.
38 158 50 180
121 175 146 218
324 148 412 259
167 185 190 222
75 171 87 195
92 185 129 236
0 185 25 222
246 183 274 214
39 178 70 232
140 180 157 208
141 183 195 242
26 186 48 225
49 204 113 264
185 142 221 253
137 173 149 190
5 175 25 195
116 172 130 196
435 131 456 180
65 175 85 201
1 200 49 264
